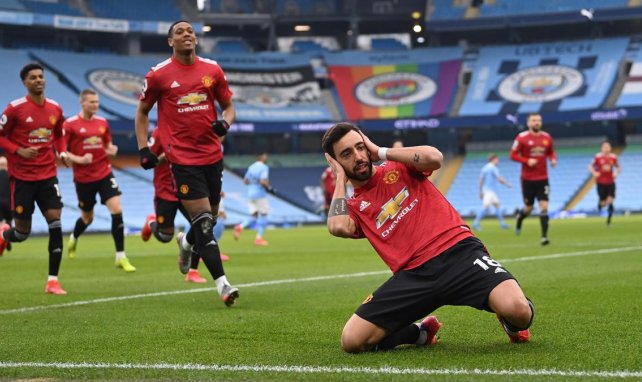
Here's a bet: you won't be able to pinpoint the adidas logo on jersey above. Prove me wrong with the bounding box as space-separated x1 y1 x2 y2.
80 127 86 133
171 81 180 88
359 201 371 212
495 267 507 274
25 116 33 123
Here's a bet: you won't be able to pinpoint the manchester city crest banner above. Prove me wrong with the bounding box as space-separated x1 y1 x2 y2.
459 38 629 116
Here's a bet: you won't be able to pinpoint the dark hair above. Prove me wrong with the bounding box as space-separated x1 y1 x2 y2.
527 113 541 120
20 63 44 81
321 122 361 159
168 20 191 38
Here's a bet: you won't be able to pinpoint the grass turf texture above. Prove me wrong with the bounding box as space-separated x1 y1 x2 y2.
0 215 640 381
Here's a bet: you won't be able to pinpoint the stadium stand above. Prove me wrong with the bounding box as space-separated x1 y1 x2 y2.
19 0 83 16
370 37 408 51
87 0 182 21
0 0 26 11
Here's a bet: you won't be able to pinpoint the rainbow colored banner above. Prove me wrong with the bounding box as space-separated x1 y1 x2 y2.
328 60 462 120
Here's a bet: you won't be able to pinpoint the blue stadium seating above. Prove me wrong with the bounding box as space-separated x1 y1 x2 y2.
215 40 251 54
291 40 330 53
20 0 83 16
88 0 182 21
0 0 26 11
370 38 408 51
0 48 82 116
431 0 629 20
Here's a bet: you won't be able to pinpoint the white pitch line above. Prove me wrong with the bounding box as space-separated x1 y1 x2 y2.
1 246 640 316
0 361 640 378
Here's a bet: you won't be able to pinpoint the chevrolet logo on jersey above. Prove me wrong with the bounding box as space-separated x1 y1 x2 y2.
177 93 207 106
376 187 409 229
28 127 52 143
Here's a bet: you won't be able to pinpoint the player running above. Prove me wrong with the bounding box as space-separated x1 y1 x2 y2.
134 20 238 306
510 113 556 245
0 63 69 294
63 89 136 272
589 141 621 225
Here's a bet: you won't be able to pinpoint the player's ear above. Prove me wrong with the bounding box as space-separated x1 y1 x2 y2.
168 37 173 47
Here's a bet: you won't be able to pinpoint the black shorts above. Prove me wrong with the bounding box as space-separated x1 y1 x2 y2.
11 176 63 219
521 179 549 206
75 173 122 212
355 237 516 333
154 197 189 229
171 161 223 205
597 183 615 201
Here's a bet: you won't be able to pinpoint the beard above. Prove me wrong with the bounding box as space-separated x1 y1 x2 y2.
344 160 373 182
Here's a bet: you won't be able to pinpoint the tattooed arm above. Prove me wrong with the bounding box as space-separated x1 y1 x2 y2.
361 133 443 173
325 154 358 238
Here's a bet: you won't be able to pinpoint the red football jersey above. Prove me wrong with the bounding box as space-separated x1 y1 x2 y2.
321 167 336 196
591 153 619 185
149 129 177 202
510 130 556 181
348 161 473 273
63 114 112 183
140 56 233 166
0 96 64 181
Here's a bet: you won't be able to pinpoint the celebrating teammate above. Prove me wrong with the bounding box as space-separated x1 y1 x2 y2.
322 122 534 353
134 20 239 306
589 141 621 225
140 129 226 284
63 89 136 272
472 153 511 231
0 63 69 294
510 113 556 245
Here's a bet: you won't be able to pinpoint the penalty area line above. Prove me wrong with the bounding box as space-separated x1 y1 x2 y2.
1 245 640 315
0 361 640 378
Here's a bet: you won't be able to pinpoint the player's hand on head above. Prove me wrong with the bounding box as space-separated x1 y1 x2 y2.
325 153 345 179
359 133 380 161
138 147 159 170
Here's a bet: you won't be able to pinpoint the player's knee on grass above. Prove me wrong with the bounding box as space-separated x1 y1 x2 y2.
341 330 373 354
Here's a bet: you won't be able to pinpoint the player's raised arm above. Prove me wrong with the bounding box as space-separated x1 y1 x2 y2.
324 153 357 238
361 133 442 172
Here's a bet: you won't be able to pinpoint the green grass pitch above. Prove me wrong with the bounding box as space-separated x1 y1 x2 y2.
0 215 640 381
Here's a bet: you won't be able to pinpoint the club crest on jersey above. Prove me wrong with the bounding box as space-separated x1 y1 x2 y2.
49 115 57 125
383 170 400 185
180 184 189 194
99 127 106 134
201 75 213 88
376 187 409 229
542 139 549 146
177 93 207 106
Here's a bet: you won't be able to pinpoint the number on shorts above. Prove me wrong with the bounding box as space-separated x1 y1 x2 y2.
110 178 118 189
54 184 61 197
473 256 503 271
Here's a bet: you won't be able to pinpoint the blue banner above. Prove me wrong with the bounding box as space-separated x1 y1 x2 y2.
460 38 629 116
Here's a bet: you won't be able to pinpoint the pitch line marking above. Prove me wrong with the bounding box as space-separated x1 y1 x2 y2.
1 245 640 316
0 361 640 378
